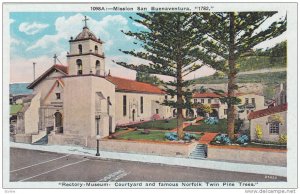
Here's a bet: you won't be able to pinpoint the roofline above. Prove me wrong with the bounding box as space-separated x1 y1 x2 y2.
115 89 165 95
248 104 287 120
27 65 68 89
106 75 163 88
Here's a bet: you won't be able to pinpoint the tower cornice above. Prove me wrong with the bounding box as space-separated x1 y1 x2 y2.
66 52 105 59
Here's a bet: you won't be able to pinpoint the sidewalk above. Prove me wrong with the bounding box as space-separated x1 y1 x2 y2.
10 142 286 177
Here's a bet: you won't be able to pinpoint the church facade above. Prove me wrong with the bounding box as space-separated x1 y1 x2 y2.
15 23 173 146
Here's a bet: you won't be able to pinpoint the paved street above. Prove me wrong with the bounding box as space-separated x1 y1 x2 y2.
10 148 286 182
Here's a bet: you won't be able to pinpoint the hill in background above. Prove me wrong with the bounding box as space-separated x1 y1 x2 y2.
10 83 32 95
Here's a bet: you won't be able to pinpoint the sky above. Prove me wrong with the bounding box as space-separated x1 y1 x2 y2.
9 12 286 83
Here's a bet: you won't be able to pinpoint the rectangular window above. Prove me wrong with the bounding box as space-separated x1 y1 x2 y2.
123 95 127 116
56 93 61 100
201 99 204 103
140 96 143 114
251 98 255 104
156 109 159 114
194 99 197 103
165 95 168 100
245 98 249 104
208 99 211 104
224 109 227 115
269 123 279 134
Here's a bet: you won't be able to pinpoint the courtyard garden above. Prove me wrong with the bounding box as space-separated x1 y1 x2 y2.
184 118 243 133
127 118 183 130
114 129 202 142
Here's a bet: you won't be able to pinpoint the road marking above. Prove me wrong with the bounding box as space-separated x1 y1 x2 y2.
18 159 89 182
110 171 130 181
98 170 129 182
10 154 71 173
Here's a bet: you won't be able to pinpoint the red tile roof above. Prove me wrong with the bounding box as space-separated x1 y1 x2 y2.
27 64 68 89
54 64 68 74
106 76 165 94
248 104 287 120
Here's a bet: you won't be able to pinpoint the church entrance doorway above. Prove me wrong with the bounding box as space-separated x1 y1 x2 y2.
54 112 63 133
132 109 136 121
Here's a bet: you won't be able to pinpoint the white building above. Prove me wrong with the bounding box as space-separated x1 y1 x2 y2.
191 92 266 120
248 104 287 142
14 23 172 146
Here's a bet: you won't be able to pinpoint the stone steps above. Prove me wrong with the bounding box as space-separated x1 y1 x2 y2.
189 144 207 159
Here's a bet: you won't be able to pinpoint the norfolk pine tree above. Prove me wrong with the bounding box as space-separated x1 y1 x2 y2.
195 12 286 139
114 13 215 139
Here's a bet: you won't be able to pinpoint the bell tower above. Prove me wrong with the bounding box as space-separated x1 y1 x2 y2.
67 16 105 76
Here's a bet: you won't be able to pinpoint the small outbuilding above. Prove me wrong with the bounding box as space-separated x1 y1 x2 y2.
248 104 287 142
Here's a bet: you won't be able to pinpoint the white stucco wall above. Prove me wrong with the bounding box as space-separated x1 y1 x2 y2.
238 94 266 120
24 92 41 134
250 111 287 142
32 71 65 101
192 94 266 120
115 92 172 125
62 75 115 139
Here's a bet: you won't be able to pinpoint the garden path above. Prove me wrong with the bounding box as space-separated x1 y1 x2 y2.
199 133 218 144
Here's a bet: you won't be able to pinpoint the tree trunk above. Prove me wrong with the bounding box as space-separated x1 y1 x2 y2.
227 12 237 140
177 60 184 139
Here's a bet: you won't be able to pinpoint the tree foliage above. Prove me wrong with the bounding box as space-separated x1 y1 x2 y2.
194 12 286 139
136 71 161 86
114 13 213 139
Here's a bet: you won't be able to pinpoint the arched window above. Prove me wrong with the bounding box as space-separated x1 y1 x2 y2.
95 45 98 54
76 59 82 75
78 44 82 54
95 60 100 75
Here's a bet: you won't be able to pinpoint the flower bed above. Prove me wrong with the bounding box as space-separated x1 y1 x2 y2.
210 133 287 150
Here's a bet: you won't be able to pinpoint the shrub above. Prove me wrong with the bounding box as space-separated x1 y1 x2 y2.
236 134 249 144
213 134 231 145
255 124 263 140
278 134 287 144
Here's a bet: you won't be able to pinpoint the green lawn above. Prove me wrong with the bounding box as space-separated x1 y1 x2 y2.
184 119 243 133
10 104 23 115
116 130 203 142
116 130 166 141
129 118 181 130
185 119 228 133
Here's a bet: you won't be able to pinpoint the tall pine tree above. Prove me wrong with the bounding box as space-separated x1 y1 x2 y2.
114 13 215 139
195 12 286 139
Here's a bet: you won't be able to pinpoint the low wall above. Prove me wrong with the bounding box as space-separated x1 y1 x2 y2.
208 145 287 166
48 133 88 146
88 138 198 157
14 134 32 144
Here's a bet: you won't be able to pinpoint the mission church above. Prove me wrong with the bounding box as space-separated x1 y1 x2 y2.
15 17 174 146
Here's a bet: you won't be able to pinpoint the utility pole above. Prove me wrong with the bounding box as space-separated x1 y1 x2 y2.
33 62 36 81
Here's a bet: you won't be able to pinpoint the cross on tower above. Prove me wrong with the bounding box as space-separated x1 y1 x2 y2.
83 16 89 28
